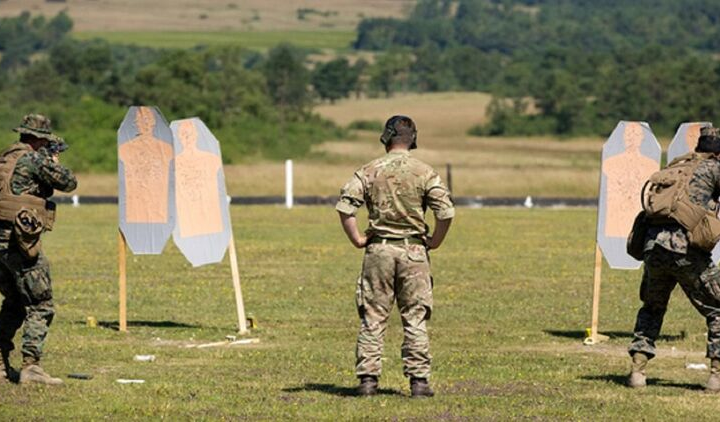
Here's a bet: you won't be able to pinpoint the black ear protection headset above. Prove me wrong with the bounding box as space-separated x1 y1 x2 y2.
380 115 417 149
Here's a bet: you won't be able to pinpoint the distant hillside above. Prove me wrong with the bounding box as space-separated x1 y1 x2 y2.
349 0 720 137
0 0 416 32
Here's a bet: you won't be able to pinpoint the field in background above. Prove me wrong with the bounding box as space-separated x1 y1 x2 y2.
73 30 356 50
73 92 625 198
2 2 619 199
0 0 415 32
0 205 717 419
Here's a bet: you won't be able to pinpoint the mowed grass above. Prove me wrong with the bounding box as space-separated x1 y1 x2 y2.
0 205 718 420
73 30 356 51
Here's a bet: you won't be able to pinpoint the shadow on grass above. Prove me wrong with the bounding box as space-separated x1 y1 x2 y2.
78 320 201 331
544 330 686 342
582 374 704 391
282 383 403 397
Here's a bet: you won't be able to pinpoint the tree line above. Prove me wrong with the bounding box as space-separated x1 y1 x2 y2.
352 0 720 137
0 12 348 172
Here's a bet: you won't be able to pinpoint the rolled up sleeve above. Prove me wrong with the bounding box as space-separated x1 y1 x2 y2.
425 172 454 220
335 173 365 216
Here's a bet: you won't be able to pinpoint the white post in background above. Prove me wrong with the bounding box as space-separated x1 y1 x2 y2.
285 159 293 209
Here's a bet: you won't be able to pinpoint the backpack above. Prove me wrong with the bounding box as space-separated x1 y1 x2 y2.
641 152 720 251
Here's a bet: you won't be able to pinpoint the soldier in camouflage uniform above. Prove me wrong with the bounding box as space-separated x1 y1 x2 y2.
336 115 454 397
0 114 76 385
628 126 720 391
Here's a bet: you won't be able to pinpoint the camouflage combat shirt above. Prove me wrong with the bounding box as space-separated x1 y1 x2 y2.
645 157 720 254
0 143 77 246
335 150 454 239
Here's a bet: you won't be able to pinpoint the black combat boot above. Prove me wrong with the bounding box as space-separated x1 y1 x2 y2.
627 352 648 388
410 377 434 398
0 350 17 383
357 375 378 396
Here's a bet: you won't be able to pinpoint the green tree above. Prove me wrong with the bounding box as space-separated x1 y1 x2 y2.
369 49 412 97
311 58 357 103
263 44 311 117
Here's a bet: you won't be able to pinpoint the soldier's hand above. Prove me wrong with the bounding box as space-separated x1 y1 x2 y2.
354 235 368 249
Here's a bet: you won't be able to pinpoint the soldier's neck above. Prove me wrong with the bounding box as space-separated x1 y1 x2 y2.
387 146 410 154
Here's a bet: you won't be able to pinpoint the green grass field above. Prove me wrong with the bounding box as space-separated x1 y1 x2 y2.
73 30 356 50
0 205 718 420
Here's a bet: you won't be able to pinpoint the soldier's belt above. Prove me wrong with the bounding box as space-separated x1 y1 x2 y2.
368 236 425 246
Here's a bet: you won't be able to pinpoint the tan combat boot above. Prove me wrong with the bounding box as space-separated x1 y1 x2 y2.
19 358 62 385
410 377 434 398
707 359 720 392
628 352 648 388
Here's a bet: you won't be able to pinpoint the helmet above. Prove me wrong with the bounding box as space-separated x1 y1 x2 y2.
697 125 720 153
380 115 417 150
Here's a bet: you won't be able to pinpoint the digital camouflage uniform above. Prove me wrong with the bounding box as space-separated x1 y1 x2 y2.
0 116 76 368
629 157 720 360
336 150 454 379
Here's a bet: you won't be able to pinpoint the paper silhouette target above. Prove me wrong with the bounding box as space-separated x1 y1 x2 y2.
170 118 232 267
118 106 175 255
667 122 713 162
597 121 661 269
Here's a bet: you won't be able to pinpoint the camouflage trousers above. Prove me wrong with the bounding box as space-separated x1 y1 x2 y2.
355 242 433 379
0 248 54 362
629 246 720 359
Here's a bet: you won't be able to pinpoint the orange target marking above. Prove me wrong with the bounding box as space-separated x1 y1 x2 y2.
118 107 173 223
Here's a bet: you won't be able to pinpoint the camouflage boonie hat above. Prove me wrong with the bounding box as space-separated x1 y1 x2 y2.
13 114 63 143
700 126 720 139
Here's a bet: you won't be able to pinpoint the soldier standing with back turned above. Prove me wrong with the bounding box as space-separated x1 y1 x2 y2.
336 115 454 397
628 126 720 391
0 114 77 385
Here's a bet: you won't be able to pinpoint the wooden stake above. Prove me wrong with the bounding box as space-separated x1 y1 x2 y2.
228 231 248 334
587 243 603 345
118 229 128 332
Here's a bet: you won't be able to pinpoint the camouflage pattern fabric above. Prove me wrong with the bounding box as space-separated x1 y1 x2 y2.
336 150 454 239
632 155 720 359
0 251 54 361
629 247 720 359
356 243 433 378
0 140 76 362
0 144 77 248
13 114 64 143
643 158 720 254
337 150 454 379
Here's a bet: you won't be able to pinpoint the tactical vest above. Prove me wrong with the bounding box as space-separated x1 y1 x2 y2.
0 143 56 231
642 152 720 251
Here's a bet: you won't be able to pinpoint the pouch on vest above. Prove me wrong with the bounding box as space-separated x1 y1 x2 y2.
13 208 43 260
688 213 720 252
626 211 649 260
